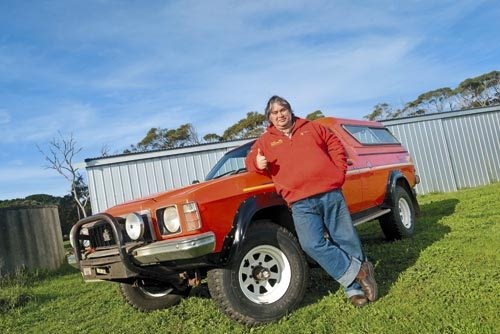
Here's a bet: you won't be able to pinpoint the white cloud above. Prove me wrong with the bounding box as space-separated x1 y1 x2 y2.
0 101 98 144
0 0 497 200
0 164 74 199
0 166 56 183
174 35 422 122
0 109 10 124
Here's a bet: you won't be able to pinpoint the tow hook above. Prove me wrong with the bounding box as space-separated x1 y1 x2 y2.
182 270 202 287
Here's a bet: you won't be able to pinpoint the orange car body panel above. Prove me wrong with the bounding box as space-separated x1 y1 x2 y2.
105 117 417 254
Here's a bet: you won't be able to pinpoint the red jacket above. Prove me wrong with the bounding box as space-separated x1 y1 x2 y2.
245 117 347 204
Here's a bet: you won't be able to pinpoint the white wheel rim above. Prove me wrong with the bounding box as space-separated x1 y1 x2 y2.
140 285 173 297
398 197 412 229
238 244 291 304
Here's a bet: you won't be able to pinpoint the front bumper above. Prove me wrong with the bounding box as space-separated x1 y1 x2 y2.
69 213 215 282
132 232 215 264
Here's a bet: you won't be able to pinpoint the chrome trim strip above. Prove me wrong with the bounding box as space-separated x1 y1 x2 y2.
347 162 413 175
132 232 215 264
353 209 391 226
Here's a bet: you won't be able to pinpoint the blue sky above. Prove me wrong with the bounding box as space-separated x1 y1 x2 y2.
1 0 499 200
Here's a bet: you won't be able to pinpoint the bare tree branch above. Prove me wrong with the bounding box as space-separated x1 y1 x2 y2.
37 132 89 218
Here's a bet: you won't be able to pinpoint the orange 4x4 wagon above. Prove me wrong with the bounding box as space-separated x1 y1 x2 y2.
70 116 420 326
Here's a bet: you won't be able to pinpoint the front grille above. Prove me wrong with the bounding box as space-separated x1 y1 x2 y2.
140 214 154 241
88 222 117 248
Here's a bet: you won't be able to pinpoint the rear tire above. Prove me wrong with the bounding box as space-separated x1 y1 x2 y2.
207 221 308 326
119 279 189 311
379 185 415 240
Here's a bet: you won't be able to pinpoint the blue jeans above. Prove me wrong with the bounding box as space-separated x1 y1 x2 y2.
291 189 365 297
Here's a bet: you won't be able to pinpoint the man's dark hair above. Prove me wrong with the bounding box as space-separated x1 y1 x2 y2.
265 95 294 120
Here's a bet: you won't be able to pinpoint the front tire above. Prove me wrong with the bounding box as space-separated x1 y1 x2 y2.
207 221 308 326
379 185 416 240
119 279 189 311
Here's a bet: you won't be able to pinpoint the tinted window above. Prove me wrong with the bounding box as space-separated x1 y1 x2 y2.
204 141 253 180
343 125 399 145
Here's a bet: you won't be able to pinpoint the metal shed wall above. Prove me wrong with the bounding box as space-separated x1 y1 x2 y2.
383 106 500 195
84 106 499 213
85 139 252 213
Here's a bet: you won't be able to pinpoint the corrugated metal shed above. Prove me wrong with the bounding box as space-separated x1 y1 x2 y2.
83 105 499 213
84 139 253 213
383 106 500 194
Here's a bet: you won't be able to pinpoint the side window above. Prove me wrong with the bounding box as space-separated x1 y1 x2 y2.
343 125 399 145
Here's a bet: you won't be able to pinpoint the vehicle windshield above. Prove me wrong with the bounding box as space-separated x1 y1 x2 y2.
205 141 254 181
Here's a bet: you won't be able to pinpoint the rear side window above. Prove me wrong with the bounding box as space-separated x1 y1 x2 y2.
343 125 399 145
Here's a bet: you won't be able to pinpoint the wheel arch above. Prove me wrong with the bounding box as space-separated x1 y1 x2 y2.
219 192 293 265
383 170 420 216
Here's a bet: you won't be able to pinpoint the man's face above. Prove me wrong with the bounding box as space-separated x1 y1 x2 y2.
269 103 293 130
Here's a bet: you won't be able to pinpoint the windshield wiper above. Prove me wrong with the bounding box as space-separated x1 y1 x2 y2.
211 168 247 179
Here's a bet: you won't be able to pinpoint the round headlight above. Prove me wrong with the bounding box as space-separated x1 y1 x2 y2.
163 206 180 233
125 213 145 240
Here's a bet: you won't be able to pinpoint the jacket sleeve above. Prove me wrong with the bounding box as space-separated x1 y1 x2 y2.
245 139 268 174
313 123 347 173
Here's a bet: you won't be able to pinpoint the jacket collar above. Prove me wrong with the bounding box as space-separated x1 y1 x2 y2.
266 117 309 136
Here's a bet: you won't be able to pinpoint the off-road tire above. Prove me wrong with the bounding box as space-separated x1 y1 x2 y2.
379 185 416 240
119 280 189 311
207 220 308 326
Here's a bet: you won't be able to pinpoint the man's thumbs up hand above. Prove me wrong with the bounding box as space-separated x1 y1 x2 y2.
256 148 268 170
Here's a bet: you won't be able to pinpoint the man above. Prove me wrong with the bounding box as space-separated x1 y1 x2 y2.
245 95 378 306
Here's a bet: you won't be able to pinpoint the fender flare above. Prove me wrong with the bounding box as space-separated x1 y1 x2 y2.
219 192 288 265
383 170 420 216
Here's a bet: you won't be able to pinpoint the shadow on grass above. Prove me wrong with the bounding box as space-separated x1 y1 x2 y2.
0 293 32 314
0 261 79 288
9 199 457 312
301 198 457 306
0 264 76 313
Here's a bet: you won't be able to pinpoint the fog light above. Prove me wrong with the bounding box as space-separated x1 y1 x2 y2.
125 213 145 240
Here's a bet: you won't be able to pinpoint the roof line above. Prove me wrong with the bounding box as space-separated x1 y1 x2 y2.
381 105 500 125
83 138 255 167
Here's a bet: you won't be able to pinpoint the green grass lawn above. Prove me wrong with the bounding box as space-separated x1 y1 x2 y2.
1 183 499 333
